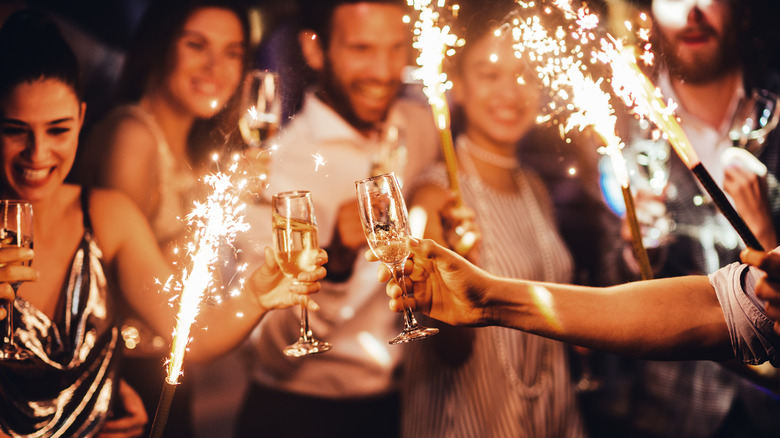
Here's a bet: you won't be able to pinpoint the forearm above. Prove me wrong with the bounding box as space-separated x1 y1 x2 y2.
485 275 733 361
186 292 264 362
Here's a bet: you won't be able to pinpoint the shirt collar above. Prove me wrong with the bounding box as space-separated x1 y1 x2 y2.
297 91 404 146
658 70 744 135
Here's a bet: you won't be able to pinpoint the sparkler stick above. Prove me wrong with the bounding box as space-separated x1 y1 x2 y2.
149 160 250 438
565 66 653 279
411 0 479 254
411 0 460 196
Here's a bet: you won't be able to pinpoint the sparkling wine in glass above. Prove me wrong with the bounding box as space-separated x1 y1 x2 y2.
272 191 331 357
239 70 281 197
0 200 33 361
356 173 438 344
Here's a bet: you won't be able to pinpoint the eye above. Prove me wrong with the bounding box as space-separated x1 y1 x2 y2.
0 126 26 136
225 48 244 60
47 127 71 135
184 38 206 51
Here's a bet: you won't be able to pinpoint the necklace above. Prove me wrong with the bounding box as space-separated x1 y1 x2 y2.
457 136 557 399
458 136 520 169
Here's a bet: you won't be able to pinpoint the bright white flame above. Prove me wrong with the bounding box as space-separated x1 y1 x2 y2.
163 165 250 384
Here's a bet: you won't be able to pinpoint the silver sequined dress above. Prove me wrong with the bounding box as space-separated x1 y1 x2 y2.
0 190 120 437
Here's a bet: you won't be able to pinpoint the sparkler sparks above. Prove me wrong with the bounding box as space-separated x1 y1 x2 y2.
502 0 762 252
162 162 250 385
312 153 326 171
151 156 251 438
410 0 462 196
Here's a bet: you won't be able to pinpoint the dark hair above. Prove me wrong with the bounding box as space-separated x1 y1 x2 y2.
297 0 407 48
116 0 251 164
116 0 250 103
0 9 82 101
448 0 519 74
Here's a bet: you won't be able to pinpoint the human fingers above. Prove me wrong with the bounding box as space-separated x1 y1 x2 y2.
0 264 37 284
0 283 11 320
741 248 780 280
0 247 33 265
261 246 280 275
98 382 148 438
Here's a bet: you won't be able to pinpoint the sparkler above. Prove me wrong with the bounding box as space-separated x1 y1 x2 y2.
604 43 764 251
410 0 460 196
150 156 250 438
503 0 762 269
564 66 653 279
410 0 481 255
546 0 762 251
498 2 653 277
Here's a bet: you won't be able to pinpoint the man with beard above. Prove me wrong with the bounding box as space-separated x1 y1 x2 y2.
234 1 438 436
605 0 780 436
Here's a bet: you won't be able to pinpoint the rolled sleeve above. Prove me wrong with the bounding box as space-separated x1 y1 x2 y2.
709 262 780 366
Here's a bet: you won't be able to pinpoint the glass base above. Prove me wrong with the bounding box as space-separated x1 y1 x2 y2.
283 338 332 358
0 344 31 361
389 326 439 345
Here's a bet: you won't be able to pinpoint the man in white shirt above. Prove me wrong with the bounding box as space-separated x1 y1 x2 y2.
235 1 438 436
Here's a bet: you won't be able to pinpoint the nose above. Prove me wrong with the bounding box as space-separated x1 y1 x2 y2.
203 47 217 72
369 50 402 83
23 131 50 162
688 5 704 24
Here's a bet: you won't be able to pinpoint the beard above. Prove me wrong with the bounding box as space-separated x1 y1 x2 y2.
656 21 740 84
315 58 400 133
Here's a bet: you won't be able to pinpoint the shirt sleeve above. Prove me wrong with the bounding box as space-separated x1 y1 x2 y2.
709 261 780 366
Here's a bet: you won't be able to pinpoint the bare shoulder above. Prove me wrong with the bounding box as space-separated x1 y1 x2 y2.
87 188 152 259
100 112 159 158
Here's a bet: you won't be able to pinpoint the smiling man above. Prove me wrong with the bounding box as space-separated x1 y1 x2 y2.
235 1 439 437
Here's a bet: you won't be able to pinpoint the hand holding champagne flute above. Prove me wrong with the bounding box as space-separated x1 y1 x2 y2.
272 191 331 357
0 200 33 361
356 173 438 344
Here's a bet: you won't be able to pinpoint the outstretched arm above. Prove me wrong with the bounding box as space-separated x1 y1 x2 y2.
95 190 326 362
375 238 732 361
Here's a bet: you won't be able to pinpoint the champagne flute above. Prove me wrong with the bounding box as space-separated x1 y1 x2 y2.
239 70 281 197
272 191 331 357
0 200 33 361
728 88 780 156
355 173 438 344
626 121 673 248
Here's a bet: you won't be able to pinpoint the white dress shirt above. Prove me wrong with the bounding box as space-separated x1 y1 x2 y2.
238 92 439 398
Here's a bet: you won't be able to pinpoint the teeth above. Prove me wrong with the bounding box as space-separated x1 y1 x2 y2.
23 168 49 181
358 85 390 101
195 81 217 94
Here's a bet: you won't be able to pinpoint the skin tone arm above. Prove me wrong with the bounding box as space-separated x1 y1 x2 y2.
374 238 733 361
90 189 326 362
100 117 163 222
410 184 482 365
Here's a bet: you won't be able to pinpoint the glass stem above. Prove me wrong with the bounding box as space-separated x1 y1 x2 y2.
299 295 312 343
4 296 14 346
391 264 419 331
